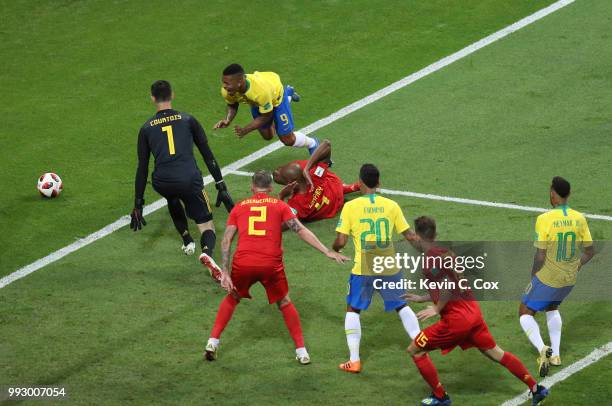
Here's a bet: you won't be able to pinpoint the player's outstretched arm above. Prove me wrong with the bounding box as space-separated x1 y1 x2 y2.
303 139 332 189
531 248 547 276
131 128 150 231
234 112 273 137
214 103 238 129
332 232 348 252
285 218 350 264
191 117 234 212
580 245 595 269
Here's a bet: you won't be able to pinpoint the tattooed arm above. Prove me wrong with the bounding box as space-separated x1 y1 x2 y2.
221 225 238 273
284 218 350 264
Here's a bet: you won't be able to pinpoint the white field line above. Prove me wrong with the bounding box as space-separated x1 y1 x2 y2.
227 171 612 222
0 0 575 289
501 341 612 406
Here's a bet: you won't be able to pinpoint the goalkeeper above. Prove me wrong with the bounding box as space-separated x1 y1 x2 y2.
131 80 234 264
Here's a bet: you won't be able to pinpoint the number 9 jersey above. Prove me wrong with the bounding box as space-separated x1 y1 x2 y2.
228 192 297 268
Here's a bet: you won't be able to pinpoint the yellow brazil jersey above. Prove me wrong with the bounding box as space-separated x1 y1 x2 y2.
336 194 410 275
221 71 284 114
534 204 592 288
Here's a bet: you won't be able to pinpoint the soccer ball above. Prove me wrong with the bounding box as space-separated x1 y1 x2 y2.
37 172 63 198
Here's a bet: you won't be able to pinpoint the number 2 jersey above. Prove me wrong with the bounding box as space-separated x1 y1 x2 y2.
534 205 592 288
287 160 345 222
227 193 297 268
135 109 222 200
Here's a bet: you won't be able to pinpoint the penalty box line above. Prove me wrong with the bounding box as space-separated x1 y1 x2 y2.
227 170 612 222
0 0 576 289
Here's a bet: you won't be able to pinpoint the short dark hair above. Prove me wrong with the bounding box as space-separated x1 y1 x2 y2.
151 80 172 102
551 176 570 198
252 169 272 189
223 63 244 76
359 164 380 188
414 216 436 240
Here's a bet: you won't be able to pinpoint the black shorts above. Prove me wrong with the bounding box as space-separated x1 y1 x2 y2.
152 175 213 224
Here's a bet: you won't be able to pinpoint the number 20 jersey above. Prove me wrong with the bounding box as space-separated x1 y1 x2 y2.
227 193 297 268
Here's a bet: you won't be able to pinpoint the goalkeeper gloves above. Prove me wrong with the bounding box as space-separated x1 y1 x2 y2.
215 180 234 212
130 198 147 231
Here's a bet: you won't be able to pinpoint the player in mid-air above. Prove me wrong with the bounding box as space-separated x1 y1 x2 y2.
332 164 421 373
213 64 320 154
273 139 360 222
131 80 234 266
404 216 549 406
201 170 349 364
519 176 594 376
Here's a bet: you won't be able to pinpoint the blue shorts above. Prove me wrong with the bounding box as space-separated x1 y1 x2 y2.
250 85 294 136
347 273 407 312
521 276 574 312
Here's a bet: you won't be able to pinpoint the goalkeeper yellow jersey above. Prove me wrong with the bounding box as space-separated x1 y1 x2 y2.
534 204 592 288
336 194 410 275
221 71 284 114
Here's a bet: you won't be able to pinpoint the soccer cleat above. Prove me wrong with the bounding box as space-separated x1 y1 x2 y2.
338 360 361 373
199 253 223 282
204 339 218 361
537 345 553 377
296 349 311 365
531 385 549 405
421 393 451 406
308 137 320 156
550 355 561 366
181 242 196 255
286 85 300 102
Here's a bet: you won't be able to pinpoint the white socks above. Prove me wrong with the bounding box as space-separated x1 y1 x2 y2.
398 306 420 339
208 337 219 346
546 310 562 357
520 314 545 352
292 131 317 149
345 312 361 362
296 347 309 358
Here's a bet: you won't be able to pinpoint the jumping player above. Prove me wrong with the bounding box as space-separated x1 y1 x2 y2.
273 139 360 222
131 80 234 261
404 216 548 406
214 64 320 154
201 170 349 364
332 164 421 373
519 177 594 376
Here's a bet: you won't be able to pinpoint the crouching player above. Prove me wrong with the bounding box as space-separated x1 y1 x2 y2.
273 139 360 222
201 170 349 364
404 216 548 406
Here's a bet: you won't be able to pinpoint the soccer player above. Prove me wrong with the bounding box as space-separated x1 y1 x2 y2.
519 176 594 376
404 216 549 406
273 139 360 222
332 164 421 373
202 170 349 364
131 80 234 264
213 64 320 154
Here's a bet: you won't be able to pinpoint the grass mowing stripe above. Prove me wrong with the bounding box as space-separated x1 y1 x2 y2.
500 341 612 406
0 0 575 290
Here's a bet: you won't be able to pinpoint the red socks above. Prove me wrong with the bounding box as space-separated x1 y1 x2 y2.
210 294 239 339
280 302 305 348
412 355 446 398
500 352 537 390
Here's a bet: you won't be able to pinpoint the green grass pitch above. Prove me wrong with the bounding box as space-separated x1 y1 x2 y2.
1 0 611 404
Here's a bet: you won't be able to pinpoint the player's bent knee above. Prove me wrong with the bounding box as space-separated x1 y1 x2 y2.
346 305 361 314
259 128 275 140
407 342 423 356
197 220 215 233
279 134 295 146
276 295 291 309
518 303 535 317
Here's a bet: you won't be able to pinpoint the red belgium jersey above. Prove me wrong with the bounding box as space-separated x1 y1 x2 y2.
422 246 482 320
227 192 296 267
287 160 345 222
